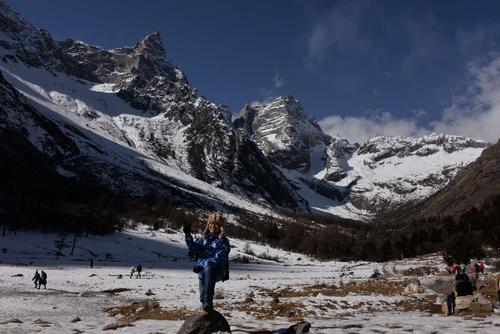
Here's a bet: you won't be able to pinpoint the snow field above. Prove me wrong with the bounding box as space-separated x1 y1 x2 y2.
1 226 499 333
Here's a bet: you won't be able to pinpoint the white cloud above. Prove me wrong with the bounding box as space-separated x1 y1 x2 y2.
319 54 500 144
273 72 285 88
250 96 275 107
251 72 285 107
431 54 500 143
307 0 372 63
319 111 426 144
410 108 428 118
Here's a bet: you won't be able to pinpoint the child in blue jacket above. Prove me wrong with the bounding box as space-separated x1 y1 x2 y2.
184 212 230 312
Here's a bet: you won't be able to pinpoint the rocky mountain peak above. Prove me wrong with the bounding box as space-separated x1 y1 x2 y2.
135 31 172 66
357 133 488 163
234 95 330 171
259 96 306 120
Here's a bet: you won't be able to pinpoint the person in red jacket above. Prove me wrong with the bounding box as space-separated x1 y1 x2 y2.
479 261 485 274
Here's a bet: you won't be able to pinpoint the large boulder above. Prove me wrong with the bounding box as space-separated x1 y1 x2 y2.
455 295 474 310
469 294 493 313
441 293 493 314
177 310 230 334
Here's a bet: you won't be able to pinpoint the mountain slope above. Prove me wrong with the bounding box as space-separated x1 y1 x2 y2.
0 0 308 220
336 134 487 214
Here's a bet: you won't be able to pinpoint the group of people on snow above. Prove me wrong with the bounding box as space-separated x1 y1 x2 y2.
25 212 230 315
31 270 47 289
445 260 491 316
26 212 498 318
130 264 143 278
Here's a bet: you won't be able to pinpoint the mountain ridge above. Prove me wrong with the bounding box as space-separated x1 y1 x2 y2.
0 0 492 224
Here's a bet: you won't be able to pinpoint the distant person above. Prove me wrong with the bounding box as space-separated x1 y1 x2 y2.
184 212 230 312
32 270 40 289
470 262 479 287
479 261 485 274
129 266 135 279
136 264 142 279
39 271 47 289
496 273 500 303
457 263 466 275
90 258 94 269
446 291 455 316
473 261 480 274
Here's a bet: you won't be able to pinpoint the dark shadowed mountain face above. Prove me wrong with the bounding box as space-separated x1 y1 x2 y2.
0 0 493 229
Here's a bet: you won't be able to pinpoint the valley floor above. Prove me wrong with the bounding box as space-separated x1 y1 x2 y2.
0 226 499 333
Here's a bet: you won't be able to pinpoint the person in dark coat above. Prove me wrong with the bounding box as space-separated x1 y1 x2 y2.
455 273 473 296
496 273 500 303
39 270 47 289
32 270 40 288
457 263 466 275
136 264 142 279
184 212 230 312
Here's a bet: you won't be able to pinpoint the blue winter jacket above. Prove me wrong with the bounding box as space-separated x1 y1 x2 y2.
185 233 230 280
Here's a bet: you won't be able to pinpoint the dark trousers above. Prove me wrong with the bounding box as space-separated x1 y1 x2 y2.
447 293 455 314
198 264 223 308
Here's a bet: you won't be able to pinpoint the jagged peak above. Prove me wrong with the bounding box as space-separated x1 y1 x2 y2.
136 31 167 57
365 132 486 146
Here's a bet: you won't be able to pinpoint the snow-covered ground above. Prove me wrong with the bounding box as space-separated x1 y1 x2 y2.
0 226 499 333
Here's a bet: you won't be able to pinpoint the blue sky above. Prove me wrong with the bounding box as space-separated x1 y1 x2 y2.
7 0 500 143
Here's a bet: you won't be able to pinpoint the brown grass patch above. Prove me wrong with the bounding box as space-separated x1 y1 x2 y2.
101 288 131 294
475 274 499 303
256 283 343 298
401 266 438 277
395 295 440 313
217 300 313 321
104 300 190 322
252 279 407 300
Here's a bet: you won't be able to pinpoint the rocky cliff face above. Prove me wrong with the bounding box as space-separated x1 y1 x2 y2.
235 96 330 172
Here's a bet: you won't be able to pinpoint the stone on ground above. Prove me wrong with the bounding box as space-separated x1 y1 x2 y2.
285 321 311 334
404 281 425 294
455 295 474 310
176 310 230 334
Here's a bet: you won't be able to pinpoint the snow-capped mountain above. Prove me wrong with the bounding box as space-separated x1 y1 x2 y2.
234 96 488 219
0 1 490 223
0 0 307 217
235 96 330 172
333 134 487 213
386 138 500 223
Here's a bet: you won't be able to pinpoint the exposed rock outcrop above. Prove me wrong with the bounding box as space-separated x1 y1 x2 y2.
176 310 231 334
